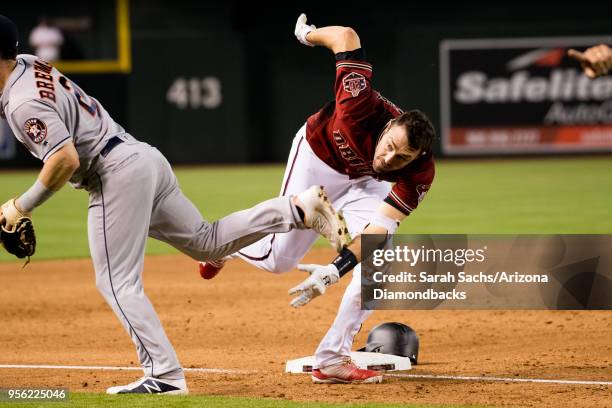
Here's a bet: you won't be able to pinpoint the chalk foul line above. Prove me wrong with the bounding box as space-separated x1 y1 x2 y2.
0 364 251 374
0 364 609 386
388 373 611 386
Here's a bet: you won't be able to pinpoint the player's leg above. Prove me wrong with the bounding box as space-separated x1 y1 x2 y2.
312 178 391 382
86 143 185 390
310 264 383 384
313 264 372 367
146 143 347 263
234 124 351 273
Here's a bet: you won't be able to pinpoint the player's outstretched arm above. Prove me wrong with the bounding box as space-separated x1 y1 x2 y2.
568 44 612 78
294 13 361 54
289 203 405 308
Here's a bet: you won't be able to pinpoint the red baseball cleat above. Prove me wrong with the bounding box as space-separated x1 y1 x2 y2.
311 359 383 384
198 259 226 280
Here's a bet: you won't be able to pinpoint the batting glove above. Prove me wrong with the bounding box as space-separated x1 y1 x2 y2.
289 263 339 308
294 13 316 47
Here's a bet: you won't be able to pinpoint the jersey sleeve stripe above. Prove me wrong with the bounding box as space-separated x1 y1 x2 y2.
388 191 414 214
336 62 373 71
384 196 411 215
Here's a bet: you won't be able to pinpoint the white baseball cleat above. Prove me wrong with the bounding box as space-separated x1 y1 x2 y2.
296 185 351 252
106 376 188 395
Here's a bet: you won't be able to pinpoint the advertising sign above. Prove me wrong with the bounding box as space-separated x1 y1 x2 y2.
440 36 612 155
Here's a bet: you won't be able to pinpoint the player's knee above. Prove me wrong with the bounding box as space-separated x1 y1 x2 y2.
112 283 144 304
95 274 141 300
94 275 111 296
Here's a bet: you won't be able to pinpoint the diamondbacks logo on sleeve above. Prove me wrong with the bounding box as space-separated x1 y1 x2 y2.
24 118 47 143
343 72 367 97
416 184 431 203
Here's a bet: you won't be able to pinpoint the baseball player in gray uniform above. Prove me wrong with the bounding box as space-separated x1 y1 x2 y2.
0 15 349 395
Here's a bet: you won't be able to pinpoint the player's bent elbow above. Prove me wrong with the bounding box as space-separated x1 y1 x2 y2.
63 152 81 174
341 27 359 42
65 154 80 172
65 145 80 172
54 143 80 170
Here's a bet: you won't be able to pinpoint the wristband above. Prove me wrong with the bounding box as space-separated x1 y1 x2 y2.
332 247 358 277
16 179 54 213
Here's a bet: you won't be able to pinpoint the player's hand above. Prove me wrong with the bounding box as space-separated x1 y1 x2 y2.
288 263 339 308
568 44 612 78
294 13 316 47
1 198 30 230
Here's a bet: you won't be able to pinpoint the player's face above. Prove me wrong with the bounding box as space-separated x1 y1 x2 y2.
373 123 421 173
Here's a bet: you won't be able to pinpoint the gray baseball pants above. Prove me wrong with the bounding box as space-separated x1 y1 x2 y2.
86 140 302 379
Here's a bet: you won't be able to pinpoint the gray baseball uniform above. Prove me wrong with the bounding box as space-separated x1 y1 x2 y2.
0 55 304 380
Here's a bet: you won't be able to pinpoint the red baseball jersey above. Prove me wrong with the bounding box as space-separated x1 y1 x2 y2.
306 50 435 215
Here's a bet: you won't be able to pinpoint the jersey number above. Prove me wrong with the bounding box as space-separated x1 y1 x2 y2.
59 76 101 117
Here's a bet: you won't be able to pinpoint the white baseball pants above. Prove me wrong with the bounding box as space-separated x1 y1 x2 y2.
236 124 391 368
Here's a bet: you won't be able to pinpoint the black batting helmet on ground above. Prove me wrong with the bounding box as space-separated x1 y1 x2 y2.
361 322 419 364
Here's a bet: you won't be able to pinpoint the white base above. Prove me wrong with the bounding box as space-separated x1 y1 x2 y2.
285 351 412 374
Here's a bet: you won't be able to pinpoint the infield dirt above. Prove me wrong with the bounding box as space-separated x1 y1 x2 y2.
0 249 610 407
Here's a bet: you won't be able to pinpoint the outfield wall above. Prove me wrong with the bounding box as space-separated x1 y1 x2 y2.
1 2 611 167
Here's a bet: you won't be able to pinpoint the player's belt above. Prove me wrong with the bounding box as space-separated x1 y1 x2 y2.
100 136 124 158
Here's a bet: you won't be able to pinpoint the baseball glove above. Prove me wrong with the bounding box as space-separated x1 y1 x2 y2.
1 217 36 262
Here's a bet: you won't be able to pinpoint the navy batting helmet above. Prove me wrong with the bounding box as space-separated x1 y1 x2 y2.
0 15 18 60
362 322 419 364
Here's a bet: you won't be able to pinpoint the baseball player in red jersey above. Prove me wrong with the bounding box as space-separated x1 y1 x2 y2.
200 14 436 384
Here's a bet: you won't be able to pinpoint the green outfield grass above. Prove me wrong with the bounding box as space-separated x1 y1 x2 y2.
1 156 611 262
1 393 486 408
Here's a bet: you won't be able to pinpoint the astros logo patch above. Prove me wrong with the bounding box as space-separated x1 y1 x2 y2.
342 72 367 97
24 118 47 144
